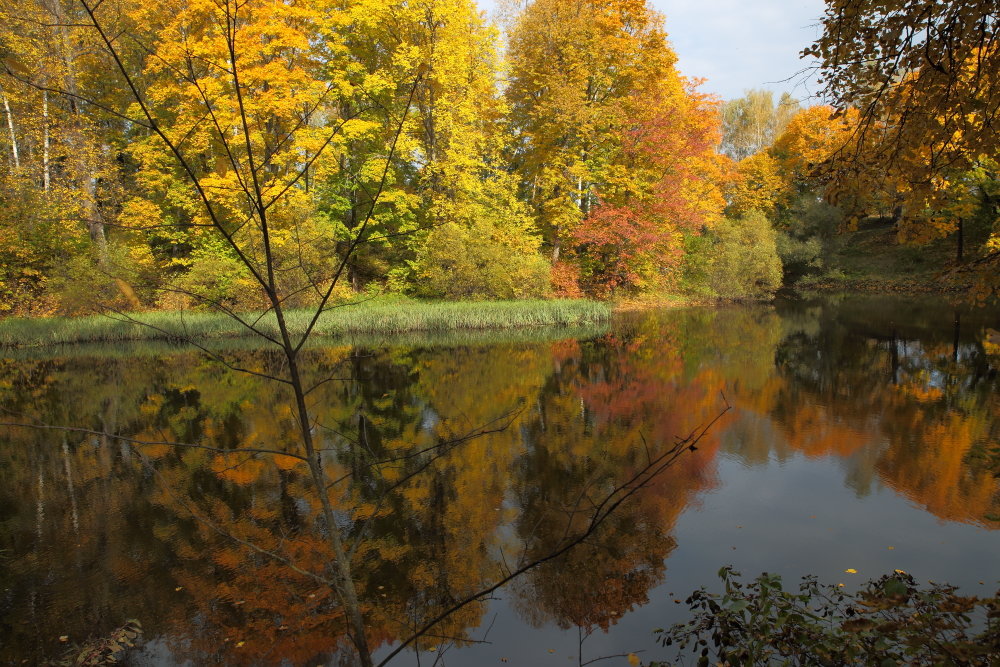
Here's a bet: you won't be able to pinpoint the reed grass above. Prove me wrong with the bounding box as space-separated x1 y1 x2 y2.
0 298 611 349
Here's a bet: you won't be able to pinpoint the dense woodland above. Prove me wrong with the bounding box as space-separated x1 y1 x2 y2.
0 0 997 316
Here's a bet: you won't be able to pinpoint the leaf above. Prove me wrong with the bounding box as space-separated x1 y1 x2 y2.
845 569 858 574
728 600 750 612
628 653 640 666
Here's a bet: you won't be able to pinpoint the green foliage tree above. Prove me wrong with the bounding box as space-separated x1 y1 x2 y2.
709 211 783 300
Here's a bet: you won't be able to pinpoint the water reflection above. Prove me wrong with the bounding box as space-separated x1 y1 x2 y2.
0 296 998 664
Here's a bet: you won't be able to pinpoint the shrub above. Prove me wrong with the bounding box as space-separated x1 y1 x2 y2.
551 261 584 298
777 195 844 281
679 232 716 297
656 567 1000 666
168 249 265 311
776 232 824 277
709 211 783 300
410 221 551 300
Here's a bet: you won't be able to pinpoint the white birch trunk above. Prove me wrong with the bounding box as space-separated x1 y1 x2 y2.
43 91 50 190
2 89 19 169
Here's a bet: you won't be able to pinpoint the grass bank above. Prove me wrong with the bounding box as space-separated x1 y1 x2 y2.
0 298 611 348
2 322 612 360
795 221 971 296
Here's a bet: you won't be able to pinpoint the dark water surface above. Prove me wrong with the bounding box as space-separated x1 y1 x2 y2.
1 295 998 665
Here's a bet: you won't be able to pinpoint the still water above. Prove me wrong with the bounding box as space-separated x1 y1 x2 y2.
1 295 998 665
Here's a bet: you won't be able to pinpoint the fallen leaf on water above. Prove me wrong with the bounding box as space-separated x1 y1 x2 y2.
845 569 857 574
838 583 845 587
58 636 68 642
235 641 245 648
887 546 895 550
428 647 436 652
628 653 640 666
894 569 906 575
175 586 183 592
547 649 555 653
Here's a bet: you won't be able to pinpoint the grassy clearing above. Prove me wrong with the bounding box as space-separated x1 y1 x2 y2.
0 298 612 348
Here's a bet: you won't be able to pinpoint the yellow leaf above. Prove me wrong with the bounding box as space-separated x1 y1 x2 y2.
845 569 857 574
628 653 640 666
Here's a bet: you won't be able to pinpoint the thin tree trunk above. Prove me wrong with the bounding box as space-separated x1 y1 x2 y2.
51 0 108 263
83 174 108 258
2 89 19 169
279 318 374 667
952 311 961 363
956 217 964 262
43 91 50 190
62 435 80 534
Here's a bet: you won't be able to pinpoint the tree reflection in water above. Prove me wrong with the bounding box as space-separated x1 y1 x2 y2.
2 295 999 664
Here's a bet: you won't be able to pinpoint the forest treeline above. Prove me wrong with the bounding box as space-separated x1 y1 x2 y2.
0 0 997 315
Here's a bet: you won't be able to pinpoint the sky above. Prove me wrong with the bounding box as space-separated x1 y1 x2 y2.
481 0 829 102
649 0 827 101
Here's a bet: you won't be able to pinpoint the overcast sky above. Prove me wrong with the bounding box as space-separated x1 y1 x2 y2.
481 0 829 102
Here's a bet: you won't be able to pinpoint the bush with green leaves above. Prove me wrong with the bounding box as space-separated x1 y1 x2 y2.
410 220 551 300
655 567 1000 666
777 195 844 282
169 248 264 312
709 211 783 300
679 232 716 298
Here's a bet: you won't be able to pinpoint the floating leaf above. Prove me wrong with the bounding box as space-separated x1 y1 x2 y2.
628 653 640 666
845 569 858 574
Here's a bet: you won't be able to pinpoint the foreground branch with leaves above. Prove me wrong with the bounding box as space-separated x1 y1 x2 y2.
656 567 1000 666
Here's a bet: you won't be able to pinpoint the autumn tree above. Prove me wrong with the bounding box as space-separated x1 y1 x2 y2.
506 0 724 293
808 0 1000 296
310 0 549 297
719 89 799 161
0 0 138 312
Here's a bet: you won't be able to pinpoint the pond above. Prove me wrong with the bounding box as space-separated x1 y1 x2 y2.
1 295 998 665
